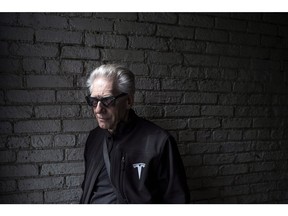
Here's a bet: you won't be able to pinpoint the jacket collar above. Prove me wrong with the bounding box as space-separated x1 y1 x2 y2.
104 109 138 138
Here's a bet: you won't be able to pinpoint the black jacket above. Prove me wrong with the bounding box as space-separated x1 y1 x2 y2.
80 110 190 204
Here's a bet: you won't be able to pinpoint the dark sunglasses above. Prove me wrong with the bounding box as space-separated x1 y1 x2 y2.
85 93 128 108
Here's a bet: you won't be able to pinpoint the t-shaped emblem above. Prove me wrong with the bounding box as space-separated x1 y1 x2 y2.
133 163 146 179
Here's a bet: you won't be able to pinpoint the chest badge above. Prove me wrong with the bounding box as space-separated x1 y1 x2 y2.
133 163 146 180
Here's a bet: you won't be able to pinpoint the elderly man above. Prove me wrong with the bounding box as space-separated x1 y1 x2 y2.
80 64 190 204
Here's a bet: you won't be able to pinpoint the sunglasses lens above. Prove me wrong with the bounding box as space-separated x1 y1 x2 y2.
101 97 115 107
86 96 97 107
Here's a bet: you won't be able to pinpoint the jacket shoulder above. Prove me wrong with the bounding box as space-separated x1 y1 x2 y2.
85 127 103 146
137 117 171 140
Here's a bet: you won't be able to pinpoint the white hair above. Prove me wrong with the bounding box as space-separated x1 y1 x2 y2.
86 64 135 95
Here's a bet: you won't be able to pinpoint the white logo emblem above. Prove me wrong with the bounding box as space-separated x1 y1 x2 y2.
133 163 146 179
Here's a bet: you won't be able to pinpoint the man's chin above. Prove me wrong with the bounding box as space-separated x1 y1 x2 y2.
98 123 113 130
98 124 109 129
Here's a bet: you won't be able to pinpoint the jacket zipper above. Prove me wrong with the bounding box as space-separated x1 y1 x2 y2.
119 154 128 203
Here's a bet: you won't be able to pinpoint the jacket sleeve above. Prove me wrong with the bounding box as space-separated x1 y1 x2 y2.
157 135 190 204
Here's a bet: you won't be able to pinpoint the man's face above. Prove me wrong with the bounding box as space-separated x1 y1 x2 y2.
90 77 131 133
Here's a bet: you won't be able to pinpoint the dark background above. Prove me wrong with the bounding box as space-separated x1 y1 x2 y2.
0 13 287 203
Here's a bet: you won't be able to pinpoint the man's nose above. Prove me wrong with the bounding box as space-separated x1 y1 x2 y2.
94 101 105 114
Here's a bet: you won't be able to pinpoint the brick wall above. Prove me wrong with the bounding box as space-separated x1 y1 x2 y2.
0 13 287 204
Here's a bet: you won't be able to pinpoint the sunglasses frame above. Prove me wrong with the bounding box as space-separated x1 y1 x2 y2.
85 93 128 108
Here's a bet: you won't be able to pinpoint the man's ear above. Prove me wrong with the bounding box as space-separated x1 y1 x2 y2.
126 94 134 109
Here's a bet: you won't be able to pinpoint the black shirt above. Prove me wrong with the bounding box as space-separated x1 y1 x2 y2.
89 163 117 204
89 137 117 204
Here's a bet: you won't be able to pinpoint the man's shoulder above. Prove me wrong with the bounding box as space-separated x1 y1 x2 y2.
86 126 104 141
137 116 170 138
89 126 102 134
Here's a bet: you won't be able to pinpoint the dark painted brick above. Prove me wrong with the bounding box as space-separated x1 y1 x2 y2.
183 92 218 104
27 75 73 88
195 28 228 42
0 41 9 56
0 26 34 41
219 164 249 175
17 149 63 163
157 24 195 39
230 32 260 46
0 151 16 163
184 53 218 66
7 136 30 149
44 188 82 203
148 51 182 64
203 153 236 165
134 105 163 118
63 119 97 132
129 36 168 51
179 14 214 28
0 58 21 73
0 122 12 134
41 162 84 176
201 105 233 116
69 17 113 32
248 21 278 35
102 49 144 62
145 91 182 104
189 117 221 129
65 148 84 161
215 17 247 31
220 185 250 197
10 43 58 57
162 78 197 91
31 135 53 148
152 119 187 130
171 65 199 78
54 134 76 147
45 60 60 74
206 43 240 56
23 58 45 72
198 80 232 92
219 56 250 69
85 33 127 48
18 177 64 191
61 46 100 60
0 74 22 88
65 175 84 187
19 13 68 29
0 180 17 192
36 30 82 44
222 118 252 128
14 120 61 133
61 60 83 74
56 90 86 103
94 13 137 21
179 129 196 142
139 13 177 24
170 39 206 53
0 13 18 25
0 106 33 119
165 105 200 117
136 78 160 90
0 192 43 204
187 166 218 178
0 164 38 177
115 21 156 35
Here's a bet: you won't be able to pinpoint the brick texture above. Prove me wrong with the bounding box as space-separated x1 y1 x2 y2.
0 12 287 204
